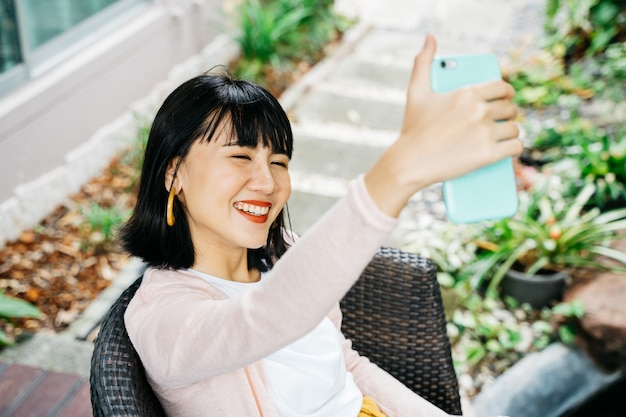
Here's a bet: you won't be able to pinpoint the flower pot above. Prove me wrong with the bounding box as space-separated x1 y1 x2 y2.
501 268 568 309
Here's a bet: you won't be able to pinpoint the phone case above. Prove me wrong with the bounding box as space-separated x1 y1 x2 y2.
431 53 518 224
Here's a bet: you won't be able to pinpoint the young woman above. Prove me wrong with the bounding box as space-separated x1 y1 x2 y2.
121 35 520 417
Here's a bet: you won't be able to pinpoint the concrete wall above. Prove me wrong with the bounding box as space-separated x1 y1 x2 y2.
0 0 239 247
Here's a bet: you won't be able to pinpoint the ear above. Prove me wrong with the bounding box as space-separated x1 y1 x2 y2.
164 157 181 192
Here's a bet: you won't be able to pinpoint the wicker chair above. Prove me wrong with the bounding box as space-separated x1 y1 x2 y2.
90 277 166 417
90 247 461 416
340 247 462 415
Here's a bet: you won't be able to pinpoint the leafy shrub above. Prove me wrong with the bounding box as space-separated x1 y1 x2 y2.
448 283 584 383
231 0 350 88
460 176 626 294
545 0 626 60
566 41 626 101
234 0 311 74
529 118 626 209
575 128 626 208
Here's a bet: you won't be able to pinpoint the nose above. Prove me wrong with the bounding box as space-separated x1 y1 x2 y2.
248 161 276 194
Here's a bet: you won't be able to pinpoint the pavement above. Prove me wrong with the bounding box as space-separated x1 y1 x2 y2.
0 0 548 412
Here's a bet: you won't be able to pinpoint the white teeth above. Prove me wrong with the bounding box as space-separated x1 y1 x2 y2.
234 202 270 216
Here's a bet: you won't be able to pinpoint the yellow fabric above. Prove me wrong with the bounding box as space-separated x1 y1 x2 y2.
359 396 388 417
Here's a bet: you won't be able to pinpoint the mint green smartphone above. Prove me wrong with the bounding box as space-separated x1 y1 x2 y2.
431 53 518 224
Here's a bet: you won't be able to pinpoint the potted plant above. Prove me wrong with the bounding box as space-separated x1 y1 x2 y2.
461 174 626 308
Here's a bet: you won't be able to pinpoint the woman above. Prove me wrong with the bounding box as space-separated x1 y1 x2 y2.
121 35 520 417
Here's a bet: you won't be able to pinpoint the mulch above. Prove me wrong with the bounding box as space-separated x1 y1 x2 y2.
0 155 135 342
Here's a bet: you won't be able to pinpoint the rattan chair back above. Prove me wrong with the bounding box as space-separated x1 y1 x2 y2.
90 278 166 417
340 247 462 415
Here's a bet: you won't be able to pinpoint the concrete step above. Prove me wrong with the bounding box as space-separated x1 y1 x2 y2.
291 134 385 180
292 89 405 131
0 333 93 377
327 56 412 92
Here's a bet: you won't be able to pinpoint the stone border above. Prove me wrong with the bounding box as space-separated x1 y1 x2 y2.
471 343 625 417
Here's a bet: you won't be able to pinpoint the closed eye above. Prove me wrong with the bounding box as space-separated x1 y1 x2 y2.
232 154 251 160
271 160 289 168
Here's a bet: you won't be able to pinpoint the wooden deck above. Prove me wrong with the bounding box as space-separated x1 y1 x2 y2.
0 361 92 417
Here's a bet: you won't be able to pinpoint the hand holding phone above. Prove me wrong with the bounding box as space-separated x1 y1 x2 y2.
431 53 519 224
363 36 520 220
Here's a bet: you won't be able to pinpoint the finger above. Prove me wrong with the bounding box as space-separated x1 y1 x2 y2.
409 34 437 93
497 136 524 157
493 120 521 142
475 80 515 102
488 99 518 122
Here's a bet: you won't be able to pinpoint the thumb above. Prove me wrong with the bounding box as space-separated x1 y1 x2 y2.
410 34 437 93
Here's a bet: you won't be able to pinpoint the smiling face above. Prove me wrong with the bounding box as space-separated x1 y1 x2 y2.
170 128 291 266
122 73 294 272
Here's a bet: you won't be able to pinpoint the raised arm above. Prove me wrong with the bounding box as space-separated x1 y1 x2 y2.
365 34 521 218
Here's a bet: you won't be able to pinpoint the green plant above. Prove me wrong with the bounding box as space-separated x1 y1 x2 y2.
81 203 130 253
234 0 311 77
504 50 566 107
503 50 593 107
567 41 626 101
576 129 626 208
121 115 151 193
504 37 626 108
0 291 41 346
447 284 578 379
461 175 626 294
402 218 478 288
535 121 626 209
532 117 599 154
551 299 586 344
285 0 351 63
545 0 626 60
231 0 350 85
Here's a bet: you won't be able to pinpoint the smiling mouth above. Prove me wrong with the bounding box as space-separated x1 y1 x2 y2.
234 201 271 224
233 202 271 216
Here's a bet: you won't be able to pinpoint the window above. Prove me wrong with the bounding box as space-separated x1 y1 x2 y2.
0 0 147 96
23 0 123 50
0 1 21 73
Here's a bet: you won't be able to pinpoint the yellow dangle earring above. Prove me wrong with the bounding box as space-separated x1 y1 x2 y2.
166 186 177 227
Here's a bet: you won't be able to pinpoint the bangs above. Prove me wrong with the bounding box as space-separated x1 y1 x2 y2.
196 79 293 158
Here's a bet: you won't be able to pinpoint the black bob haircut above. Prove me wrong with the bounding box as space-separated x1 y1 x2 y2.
119 70 294 272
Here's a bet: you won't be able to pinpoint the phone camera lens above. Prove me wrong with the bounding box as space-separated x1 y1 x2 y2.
440 59 458 69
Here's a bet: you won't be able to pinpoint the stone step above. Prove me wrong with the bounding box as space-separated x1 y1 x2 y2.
0 333 93 377
291 134 385 180
327 56 412 92
292 89 405 131
350 30 497 64
285 28 416 239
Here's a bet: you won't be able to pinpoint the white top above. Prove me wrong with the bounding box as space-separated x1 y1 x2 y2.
188 269 362 417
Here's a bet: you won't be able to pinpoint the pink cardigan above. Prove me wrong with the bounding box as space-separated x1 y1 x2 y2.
125 176 454 417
